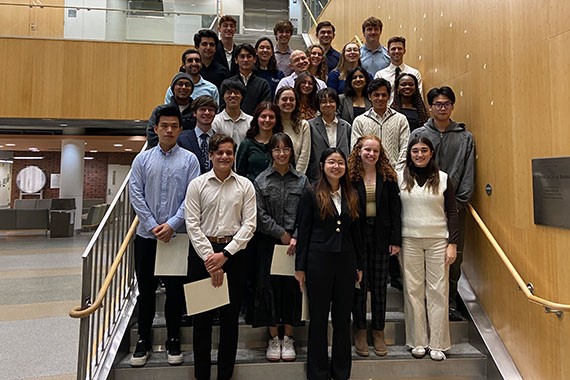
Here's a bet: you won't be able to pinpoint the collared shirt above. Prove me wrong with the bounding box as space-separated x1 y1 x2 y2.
275 72 327 94
184 170 257 260
275 47 293 76
331 188 342 215
374 63 423 100
240 72 253 86
324 47 341 72
130 144 201 239
212 109 253 149
324 117 338 148
164 75 220 105
360 44 390 76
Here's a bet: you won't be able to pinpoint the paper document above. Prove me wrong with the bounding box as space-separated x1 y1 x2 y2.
154 235 189 276
301 285 310 321
184 274 230 315
270 244 295 276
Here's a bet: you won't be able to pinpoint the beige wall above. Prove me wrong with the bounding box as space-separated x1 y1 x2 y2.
0 0 64 38
315 0 570 379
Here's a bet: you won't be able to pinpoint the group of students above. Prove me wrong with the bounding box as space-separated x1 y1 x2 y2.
130 13 475 380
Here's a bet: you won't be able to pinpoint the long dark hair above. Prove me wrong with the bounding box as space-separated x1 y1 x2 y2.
268 132 296 166
245 102 283 138
315 148 359 220
344 66 370 98
254 37 278 73
402 136 440 194
391 73 429 126
275 86 302 134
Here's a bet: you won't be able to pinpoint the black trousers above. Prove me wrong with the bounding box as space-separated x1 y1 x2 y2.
188 243 246 380
134 235 185 341
306 250 356 380
449 205 466 309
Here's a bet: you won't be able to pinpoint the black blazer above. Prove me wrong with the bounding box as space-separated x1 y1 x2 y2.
338 94 372 124
295 188 363 272
214 41 238 75
177 130 210 174
307 116 352 183
354 177 402 253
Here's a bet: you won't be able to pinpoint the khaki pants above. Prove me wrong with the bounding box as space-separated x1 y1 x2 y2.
400 237 451 351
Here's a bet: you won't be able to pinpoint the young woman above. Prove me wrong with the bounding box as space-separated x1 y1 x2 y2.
391 73 429 131
253 132 309 362
338 66 372 124
348 135 401 357
236 102 283 182
295 148 363 380
398 136 458 361
293 71 319 120
306 44 328 82
327 42 369 94
255 37 285 99
275 86 311 174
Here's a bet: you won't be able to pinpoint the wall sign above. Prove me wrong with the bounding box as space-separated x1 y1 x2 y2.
532 157 570 229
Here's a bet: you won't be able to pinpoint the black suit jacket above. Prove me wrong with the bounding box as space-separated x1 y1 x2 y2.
338 94 372 125
307 116 352 183
354 178 402 253
214 41 238 75
295 188 363 272
177 130 210 174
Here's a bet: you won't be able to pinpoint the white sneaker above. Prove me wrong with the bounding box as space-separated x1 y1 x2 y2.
411 346 426 358
266 336 281 362
430 349 446 361
281 336 296 361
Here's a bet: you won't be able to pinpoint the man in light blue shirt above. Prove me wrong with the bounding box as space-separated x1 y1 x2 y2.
129 105 201 368
164 48 220 105
359 16 391 76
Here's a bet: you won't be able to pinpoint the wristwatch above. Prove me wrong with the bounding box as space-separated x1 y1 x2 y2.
222 249 231 258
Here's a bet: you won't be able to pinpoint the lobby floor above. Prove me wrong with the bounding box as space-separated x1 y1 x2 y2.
0 231 93 380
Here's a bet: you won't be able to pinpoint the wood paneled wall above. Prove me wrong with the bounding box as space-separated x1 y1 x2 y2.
0 0 64 38
315 1 570 379
0 37 186 120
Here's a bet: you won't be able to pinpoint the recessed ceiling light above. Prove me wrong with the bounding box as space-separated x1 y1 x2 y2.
90 150 98 153
124 148 133 152
0 159 13 164
0 145 4 148
5 143 15 147
13 156 44 160
114 143 123 147
84 157 94 160
60 123 68 127
29 147 40 152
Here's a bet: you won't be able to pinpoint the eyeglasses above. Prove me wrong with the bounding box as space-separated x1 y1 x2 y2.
432 102 453 110
175 82 193 88
325 160 345 167
272 147 292 154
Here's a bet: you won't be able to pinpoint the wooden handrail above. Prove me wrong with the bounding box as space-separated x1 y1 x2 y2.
69 216 139 319
468 204 570 315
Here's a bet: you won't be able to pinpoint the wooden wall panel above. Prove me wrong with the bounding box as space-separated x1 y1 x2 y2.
0 0 64 38
315 0 569 379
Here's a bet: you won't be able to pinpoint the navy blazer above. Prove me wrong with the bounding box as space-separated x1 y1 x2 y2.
214 41 238 75
307 116 352 183
177 130 211 174
354 177 402 253
295 188 363 272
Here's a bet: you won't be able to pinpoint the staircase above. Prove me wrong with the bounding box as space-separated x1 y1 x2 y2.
110 286 488 380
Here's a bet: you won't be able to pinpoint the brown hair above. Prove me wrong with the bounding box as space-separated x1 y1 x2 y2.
361 16 383 33
348 135 397 183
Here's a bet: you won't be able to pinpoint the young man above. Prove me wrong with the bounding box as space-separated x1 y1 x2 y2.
351 78 410 172
273 20 294 75
360 17 391 76
147 73 194 148
220 43 271 115
212 79 252 149
164 49 219 105
374 36 423 99
177 95 218 174
411 86 475 321
194 29 231 89
316 21 340 72
129 105 201 367
214 15 239 75
275 50 327 93
184 133 256 380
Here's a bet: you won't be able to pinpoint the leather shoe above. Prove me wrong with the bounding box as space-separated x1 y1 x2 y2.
372 330 387 356
449 308 465 321
354 329 369 357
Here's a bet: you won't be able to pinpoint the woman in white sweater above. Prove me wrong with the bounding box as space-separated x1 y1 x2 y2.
398 136 459 361
275 86 311 174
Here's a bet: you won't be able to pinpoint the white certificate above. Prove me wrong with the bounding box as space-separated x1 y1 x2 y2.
270 244 295 276
301 285 310 321
184 274 230 316
154 235 189 276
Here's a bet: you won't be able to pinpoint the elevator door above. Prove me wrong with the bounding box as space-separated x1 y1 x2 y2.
243 0 289 34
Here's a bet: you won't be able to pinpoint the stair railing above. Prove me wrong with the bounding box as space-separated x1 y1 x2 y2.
69 144 146 380
468 203 570 317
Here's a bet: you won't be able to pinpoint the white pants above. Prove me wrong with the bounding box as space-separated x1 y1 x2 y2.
400 237 451 351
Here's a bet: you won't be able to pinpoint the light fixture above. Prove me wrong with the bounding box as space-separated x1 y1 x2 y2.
114 143 123 147
90 150 98 153
124 148 133 152
5 143 16 147
29 147 40 152
13 156 44 160
84 157 94 160
0 159 13 164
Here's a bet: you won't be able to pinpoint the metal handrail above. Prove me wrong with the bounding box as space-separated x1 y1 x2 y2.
69 216 138 319
468 203 570 317
301 0 318 28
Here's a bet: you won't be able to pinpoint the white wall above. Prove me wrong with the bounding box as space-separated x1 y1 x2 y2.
64 0 107 40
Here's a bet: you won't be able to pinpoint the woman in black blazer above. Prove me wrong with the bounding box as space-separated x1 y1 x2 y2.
295 148 363 380
347 135 402 357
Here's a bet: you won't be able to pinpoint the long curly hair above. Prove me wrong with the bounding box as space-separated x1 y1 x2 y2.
348 135 397 183
391 73 429 126
306 45 328 82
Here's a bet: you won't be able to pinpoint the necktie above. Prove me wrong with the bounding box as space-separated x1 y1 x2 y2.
199 133 210 170
394 66 401 85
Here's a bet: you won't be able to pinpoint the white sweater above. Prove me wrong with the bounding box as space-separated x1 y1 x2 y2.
283 119 311 174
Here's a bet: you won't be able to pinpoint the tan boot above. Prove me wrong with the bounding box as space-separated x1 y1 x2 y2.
354 329 369 357
373 330 388 356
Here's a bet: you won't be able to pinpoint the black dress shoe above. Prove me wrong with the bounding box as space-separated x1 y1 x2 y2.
180 314 193 326
449 308 465 321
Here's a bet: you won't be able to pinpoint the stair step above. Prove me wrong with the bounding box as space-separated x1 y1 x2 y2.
113 343 486 380
130 312 469 352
